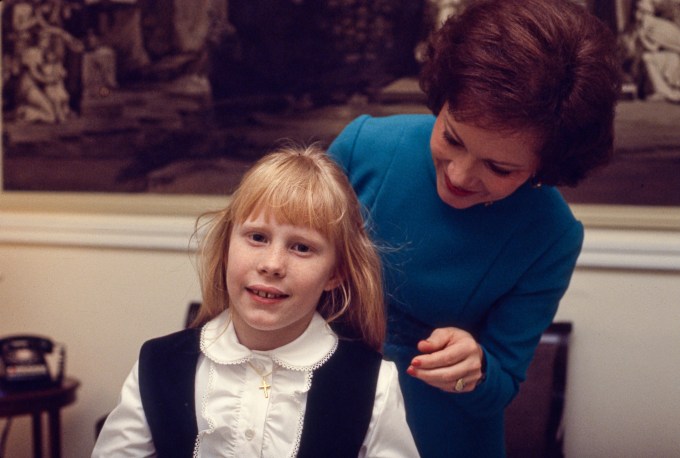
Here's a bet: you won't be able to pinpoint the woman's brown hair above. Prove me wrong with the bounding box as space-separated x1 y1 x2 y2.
420 0 622 186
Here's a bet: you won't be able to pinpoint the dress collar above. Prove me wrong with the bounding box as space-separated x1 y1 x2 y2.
200 310 338 370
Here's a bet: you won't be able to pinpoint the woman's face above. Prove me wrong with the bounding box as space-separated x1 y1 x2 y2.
431 104 541 209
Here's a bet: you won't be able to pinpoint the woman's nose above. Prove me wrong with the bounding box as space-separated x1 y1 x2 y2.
447 156 477 186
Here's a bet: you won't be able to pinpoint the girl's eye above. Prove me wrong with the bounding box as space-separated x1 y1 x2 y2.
249 233 267 243
291 243 311 254
486 162 513 177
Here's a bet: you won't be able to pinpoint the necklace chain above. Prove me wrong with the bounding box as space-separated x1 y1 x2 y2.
247 360 273 398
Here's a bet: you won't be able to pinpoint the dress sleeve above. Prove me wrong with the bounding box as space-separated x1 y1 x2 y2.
360 360 421 457
456 220 583 418
91 361 156 457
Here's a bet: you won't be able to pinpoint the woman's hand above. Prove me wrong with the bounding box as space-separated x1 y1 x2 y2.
406 327 485 393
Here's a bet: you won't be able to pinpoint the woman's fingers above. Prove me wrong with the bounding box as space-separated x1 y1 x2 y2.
408 327 484 393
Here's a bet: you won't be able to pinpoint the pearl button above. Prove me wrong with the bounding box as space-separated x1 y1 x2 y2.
245 429 255 441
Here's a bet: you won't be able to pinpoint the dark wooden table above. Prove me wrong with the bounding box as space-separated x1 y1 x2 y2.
0 378 79 458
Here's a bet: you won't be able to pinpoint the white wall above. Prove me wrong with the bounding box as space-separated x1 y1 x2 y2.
0 212 202 458
1 210 679 457
556 268 680 457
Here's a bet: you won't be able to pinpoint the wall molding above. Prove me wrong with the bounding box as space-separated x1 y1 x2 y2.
578 227 680 271
0 211 197 252
1 211 679 270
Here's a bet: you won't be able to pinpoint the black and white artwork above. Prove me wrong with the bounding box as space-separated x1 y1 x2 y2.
2 0 680 206
559 0 680 207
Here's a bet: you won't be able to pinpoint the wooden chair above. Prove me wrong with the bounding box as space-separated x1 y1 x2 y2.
184 301 201 329
504 322 572 458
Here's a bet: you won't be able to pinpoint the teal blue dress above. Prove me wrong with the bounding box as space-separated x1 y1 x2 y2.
329 114 583 457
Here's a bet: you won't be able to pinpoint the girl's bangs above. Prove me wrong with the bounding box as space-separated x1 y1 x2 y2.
233 171 343 238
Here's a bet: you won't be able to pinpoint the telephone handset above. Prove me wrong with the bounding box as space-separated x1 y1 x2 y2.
0 335 64 390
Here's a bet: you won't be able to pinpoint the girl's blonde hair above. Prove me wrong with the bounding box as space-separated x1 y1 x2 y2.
192 144 385 351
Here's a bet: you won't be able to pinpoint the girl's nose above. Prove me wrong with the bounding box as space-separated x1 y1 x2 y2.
257 248 285 277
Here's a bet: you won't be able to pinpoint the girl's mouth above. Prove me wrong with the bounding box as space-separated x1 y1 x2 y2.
247 288 288 300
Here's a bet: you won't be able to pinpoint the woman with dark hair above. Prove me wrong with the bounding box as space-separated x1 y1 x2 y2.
328 0 621 455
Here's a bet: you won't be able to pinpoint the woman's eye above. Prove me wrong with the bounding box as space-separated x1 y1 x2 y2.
443 131 462 147
487 162 513 177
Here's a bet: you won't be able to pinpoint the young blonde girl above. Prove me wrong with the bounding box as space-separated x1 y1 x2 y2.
194 143 385 350
93 145 419 457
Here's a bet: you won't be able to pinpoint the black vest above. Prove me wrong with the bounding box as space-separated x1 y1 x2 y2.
138 328 381 457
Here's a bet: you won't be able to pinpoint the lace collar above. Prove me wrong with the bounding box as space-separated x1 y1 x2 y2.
200 310 338 371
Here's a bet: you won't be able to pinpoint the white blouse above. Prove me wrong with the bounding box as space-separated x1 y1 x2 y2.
92 312 420 457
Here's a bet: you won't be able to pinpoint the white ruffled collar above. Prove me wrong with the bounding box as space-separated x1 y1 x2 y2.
200 310 338 371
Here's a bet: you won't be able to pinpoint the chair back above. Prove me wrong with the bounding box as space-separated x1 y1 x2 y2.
505 322 572 458
184 302 201 329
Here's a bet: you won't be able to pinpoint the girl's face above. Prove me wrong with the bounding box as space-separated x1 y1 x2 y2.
226 213 340 351
430 104 541 209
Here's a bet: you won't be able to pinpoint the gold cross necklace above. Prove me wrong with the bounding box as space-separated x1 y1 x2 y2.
247 361 273 398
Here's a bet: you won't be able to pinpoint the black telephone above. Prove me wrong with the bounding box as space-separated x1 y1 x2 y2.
0 335 64 390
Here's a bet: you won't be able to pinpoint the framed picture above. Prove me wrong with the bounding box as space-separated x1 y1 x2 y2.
2 0 680 229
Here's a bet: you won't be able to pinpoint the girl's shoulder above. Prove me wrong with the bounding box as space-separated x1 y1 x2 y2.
140 327 201 358
335 338 382 362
